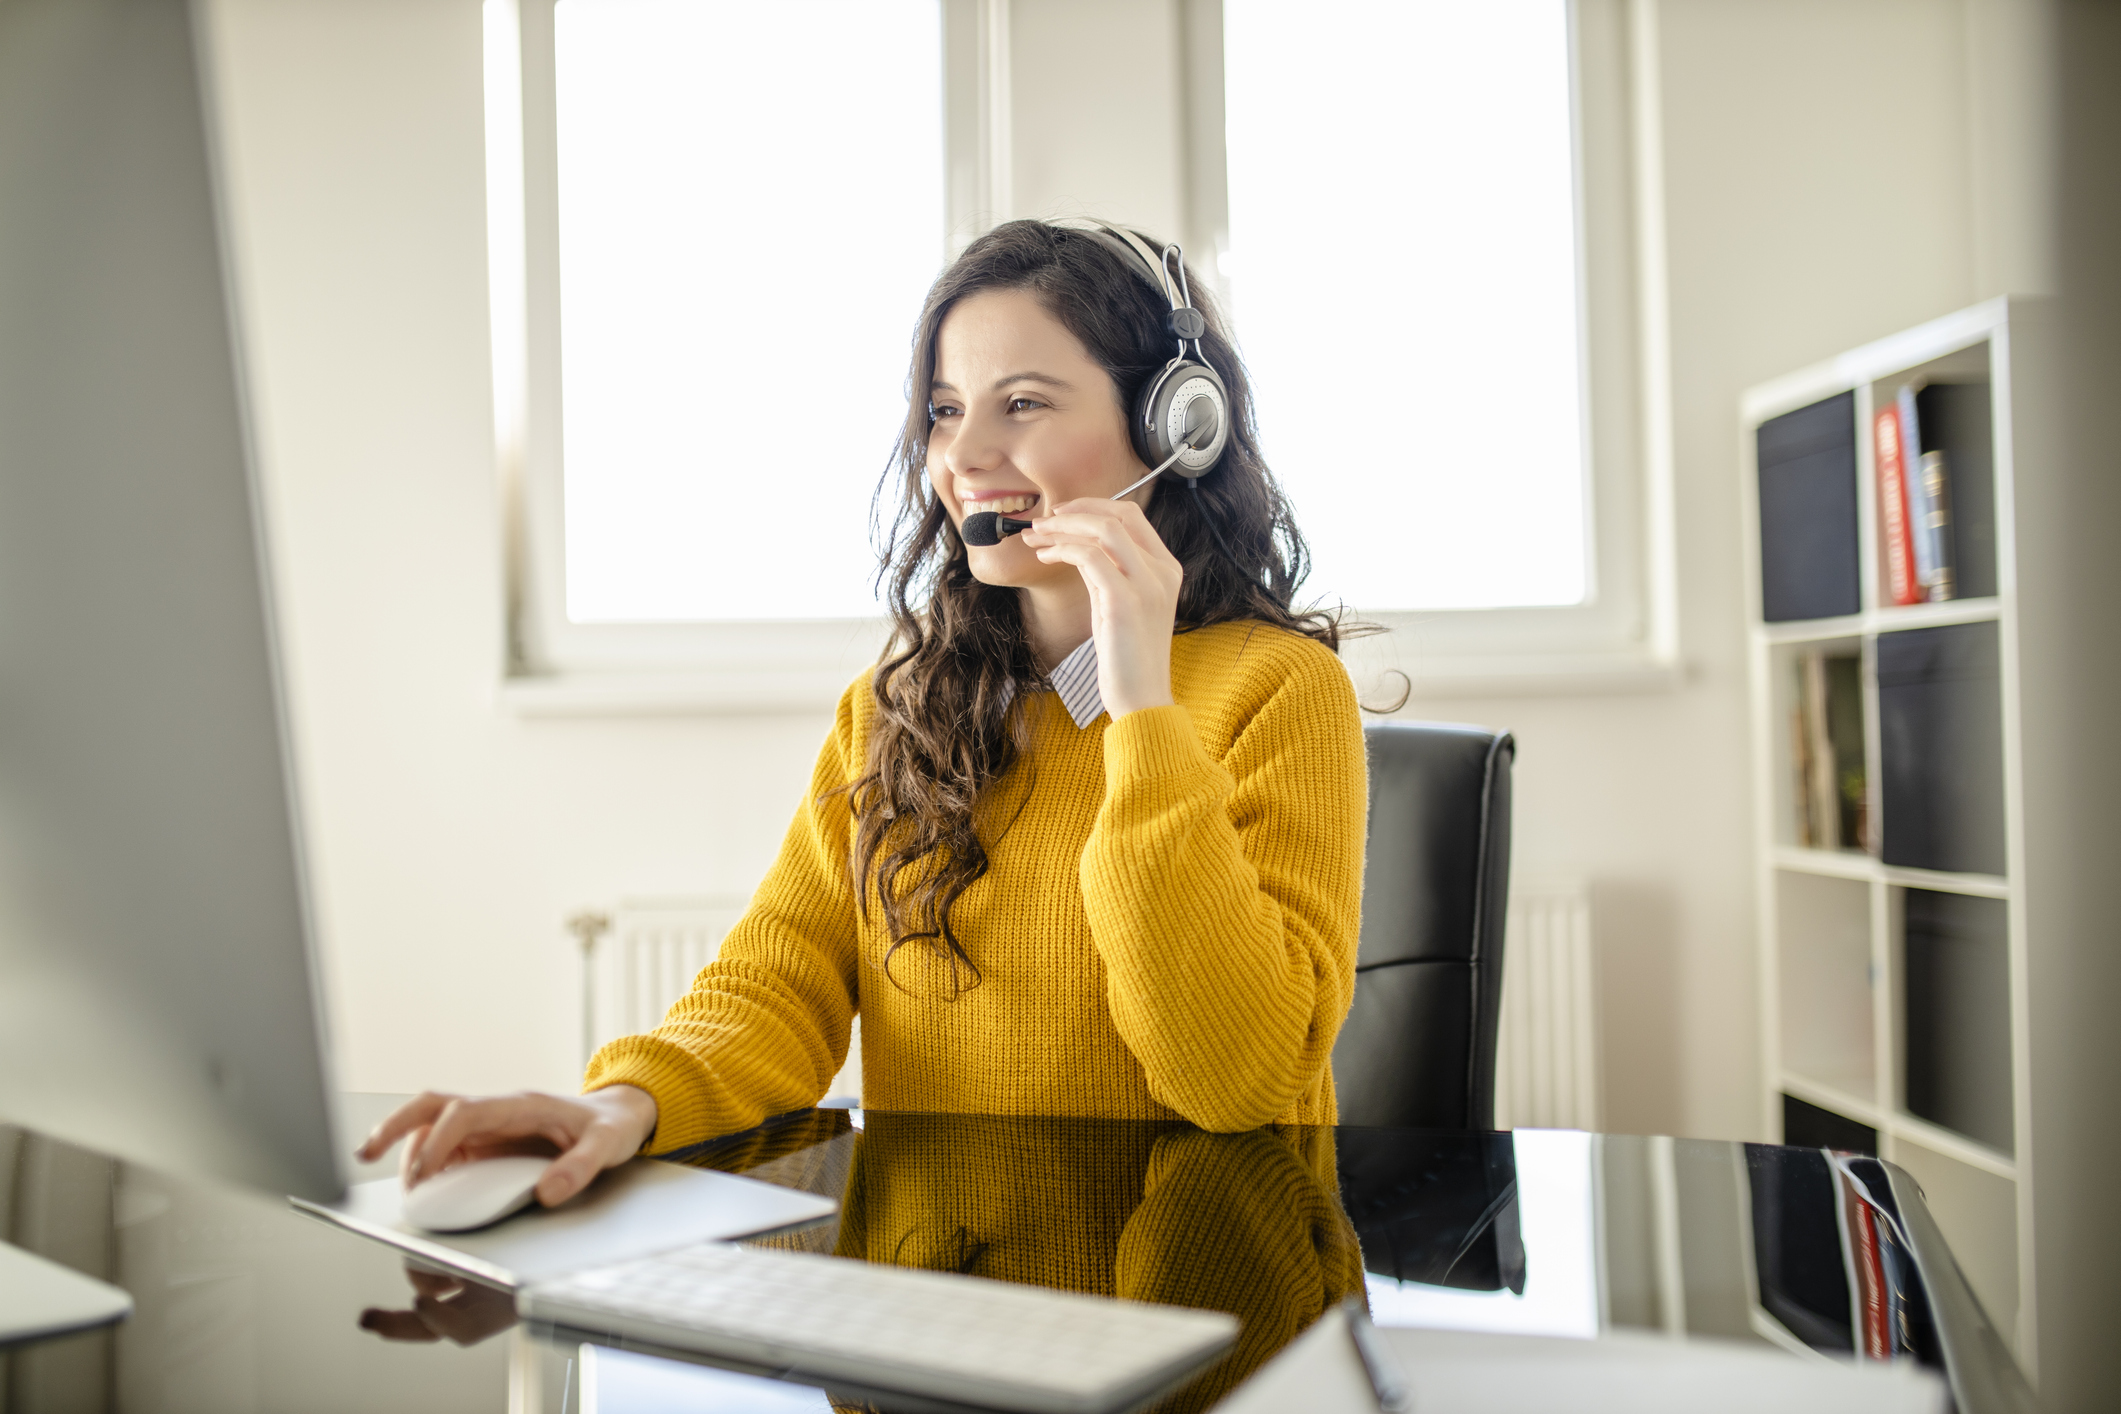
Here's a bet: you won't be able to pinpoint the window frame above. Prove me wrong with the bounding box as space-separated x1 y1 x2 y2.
492 0 1679 715
1340 0 1681 698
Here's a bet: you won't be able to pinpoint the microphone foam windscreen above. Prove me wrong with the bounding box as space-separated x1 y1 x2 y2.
962 511 1003 546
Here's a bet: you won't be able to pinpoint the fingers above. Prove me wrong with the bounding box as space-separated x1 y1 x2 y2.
361 1276 518 1346
413 1285 519 1346
1029 521 1180 605
397 1125 431 1182
1030 496 1160 545
356 1092 454 1164
535 1121 627 1207
405 1267 465 1300
408 1093 570 1186
1029 539 1132 595
374 1088 654 1201
359 1307 443 1343
1024 500 1178 578
1022 516 1150 578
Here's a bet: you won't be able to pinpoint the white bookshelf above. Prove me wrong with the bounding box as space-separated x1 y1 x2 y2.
1741 299 2039 1366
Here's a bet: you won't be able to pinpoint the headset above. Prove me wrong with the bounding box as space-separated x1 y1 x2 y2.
1056 220 1233 481
959 222 1237 550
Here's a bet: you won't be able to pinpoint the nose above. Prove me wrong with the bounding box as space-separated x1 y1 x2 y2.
941 406 1013 481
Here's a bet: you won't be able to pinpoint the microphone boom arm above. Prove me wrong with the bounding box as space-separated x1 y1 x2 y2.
963 428 1210 546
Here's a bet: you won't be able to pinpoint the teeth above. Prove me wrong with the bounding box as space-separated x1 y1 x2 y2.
977 494 1036 515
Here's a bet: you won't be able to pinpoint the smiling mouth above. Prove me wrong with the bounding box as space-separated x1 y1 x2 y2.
968 492 1038 516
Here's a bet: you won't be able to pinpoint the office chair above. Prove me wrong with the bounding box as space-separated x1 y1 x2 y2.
1331 722 1515 1131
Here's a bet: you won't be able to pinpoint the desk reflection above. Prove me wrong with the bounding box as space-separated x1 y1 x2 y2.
0 1112 2022 1413
340 1111 2015 1412
815 1115 1365 1412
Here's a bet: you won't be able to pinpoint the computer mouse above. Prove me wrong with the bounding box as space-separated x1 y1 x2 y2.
401 1155 552 1233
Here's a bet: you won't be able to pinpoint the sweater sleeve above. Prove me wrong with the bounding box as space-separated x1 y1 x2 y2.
1080 643 1366 1131
581 684 865 1154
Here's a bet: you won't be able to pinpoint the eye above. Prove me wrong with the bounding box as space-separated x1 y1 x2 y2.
1007 396 1044 414
928 402 961 422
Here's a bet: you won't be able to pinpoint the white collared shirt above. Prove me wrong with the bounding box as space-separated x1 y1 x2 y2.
1047 636 1106 728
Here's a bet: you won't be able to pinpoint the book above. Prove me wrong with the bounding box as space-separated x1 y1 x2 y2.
1841 1175 1893 1358
1791 691 1818 849
1897 384 1957 602
1872 404 1922 605
1915 381 1995 597
1791 651 1868 852
1917 448 1954 600
1804 654 1838 849
1825 655 1868 851
1831 1157 1916 1361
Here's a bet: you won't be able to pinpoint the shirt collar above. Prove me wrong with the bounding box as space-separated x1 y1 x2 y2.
1048 636 1106 728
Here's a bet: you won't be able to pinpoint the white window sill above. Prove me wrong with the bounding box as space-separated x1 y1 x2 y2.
497 649 1685 719
1356 650 1686 703
499 667 864 717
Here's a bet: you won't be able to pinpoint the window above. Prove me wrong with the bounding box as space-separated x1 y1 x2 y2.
498 0 941 657
496 0 1675 702
555 0 942 624
1223 0 1586 612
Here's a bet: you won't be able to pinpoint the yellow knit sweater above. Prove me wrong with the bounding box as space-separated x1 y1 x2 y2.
584 620 1368 1152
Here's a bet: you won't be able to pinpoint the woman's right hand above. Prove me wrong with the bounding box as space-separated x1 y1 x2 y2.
354 1085 659 1207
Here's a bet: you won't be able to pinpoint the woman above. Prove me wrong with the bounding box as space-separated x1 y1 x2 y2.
358 221 1369 1207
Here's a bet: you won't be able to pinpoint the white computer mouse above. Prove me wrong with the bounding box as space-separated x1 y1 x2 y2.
401 1155 552 1233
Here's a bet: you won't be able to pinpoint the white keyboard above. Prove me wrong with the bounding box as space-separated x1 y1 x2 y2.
517 1241 1240 1414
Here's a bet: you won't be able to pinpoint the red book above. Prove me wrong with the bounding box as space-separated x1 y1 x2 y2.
1850 1196 1893 1357
1874 406 1922 605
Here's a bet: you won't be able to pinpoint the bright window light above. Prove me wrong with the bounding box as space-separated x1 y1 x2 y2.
554 0 943 622
1224 0 1587 611
1363 1128 1601 1338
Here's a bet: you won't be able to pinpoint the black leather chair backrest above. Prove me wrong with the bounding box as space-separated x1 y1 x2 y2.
1331 722 1515 1130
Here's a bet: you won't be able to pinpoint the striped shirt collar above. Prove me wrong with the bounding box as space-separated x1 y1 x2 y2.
1047 636 1106 728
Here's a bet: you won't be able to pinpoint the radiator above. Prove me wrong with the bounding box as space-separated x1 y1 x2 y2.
1493 883 1600 1131
573 885 1594 1125
573 896 861 1101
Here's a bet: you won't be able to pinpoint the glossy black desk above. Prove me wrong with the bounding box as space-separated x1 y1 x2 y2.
0 1109 2032 1413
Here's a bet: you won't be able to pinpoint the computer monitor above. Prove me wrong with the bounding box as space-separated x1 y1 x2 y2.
0 0 344 1202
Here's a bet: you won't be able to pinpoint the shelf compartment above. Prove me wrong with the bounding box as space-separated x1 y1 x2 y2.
1868 345 1997 607
1775 871 1875 1099
1780 1090 1877 1155
1888 1137 2018 1348
1769 847 2007 898
1768 637 1868 853
1757 391 1860 623
1888 1110 2015 1180
1900 888 2014 1155
1760 597 2000 646
1878 621 2007 876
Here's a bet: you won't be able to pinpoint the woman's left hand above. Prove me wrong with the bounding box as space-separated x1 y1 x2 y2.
1018 498 1182 717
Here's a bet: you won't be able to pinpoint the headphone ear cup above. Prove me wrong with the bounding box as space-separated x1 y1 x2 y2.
1133 360 1231 475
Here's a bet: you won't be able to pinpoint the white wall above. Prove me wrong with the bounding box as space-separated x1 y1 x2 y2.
205 0 835 1098
1465 0 1997 1140
204 0 2018 1138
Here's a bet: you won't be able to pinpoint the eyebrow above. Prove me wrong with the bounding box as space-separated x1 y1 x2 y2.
930 372 1076 394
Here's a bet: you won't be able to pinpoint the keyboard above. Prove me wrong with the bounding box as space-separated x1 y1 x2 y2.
517 1241 1241 1414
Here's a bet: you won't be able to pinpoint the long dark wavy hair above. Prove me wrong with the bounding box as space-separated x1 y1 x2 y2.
838 220 1354 995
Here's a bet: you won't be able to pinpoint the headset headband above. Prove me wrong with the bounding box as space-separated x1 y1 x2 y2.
1047 219 1169 298
1049 219 1207 359
1039 217 1231 486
